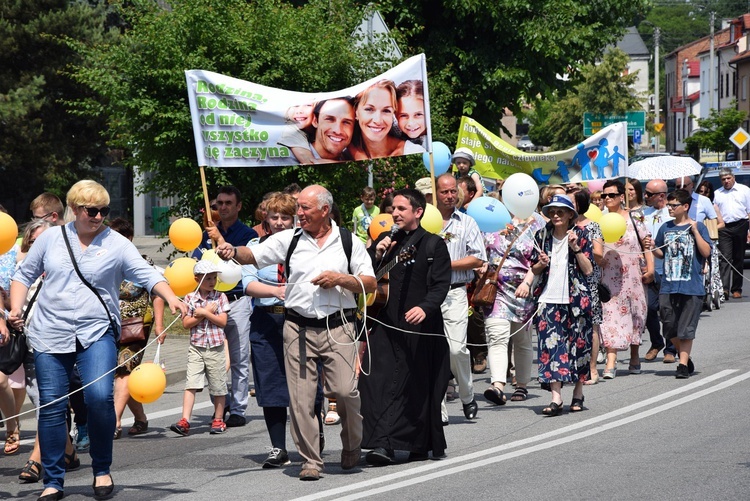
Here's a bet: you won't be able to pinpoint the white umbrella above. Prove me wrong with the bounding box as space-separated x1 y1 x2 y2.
627 155 702 180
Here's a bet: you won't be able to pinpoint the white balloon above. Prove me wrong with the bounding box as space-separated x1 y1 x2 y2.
502 173 540 219
217 260 242 287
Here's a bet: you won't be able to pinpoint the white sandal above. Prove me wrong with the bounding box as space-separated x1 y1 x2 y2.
324 402 341 425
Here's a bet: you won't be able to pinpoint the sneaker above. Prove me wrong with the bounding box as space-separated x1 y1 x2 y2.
210 418 227 434
263 447 291 468
225 414 246 427
675 364 690 379
170 418 190 436
687 357 695 374
75 424 90 451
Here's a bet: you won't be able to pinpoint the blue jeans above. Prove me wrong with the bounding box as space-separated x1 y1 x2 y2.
35 330 116 490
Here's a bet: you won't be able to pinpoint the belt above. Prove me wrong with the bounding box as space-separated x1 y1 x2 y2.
259 305 286 314
285 309 356 329
225 292 245 302
724 219 748 226
450 283 466 290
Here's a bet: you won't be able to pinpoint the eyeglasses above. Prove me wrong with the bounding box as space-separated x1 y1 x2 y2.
601 193 621 199
32 211 54 220
644 191 666 197
547 208 569 216
80 206 111 217
666 203 684 209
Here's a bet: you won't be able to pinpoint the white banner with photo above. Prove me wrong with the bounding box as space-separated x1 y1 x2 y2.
185 54 430 168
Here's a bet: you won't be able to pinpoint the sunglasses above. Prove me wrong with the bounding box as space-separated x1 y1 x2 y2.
80 206 111 217
601 193 621 199
547 208 570 216
32 211 54 220
210 204 218 210
644 191 666 197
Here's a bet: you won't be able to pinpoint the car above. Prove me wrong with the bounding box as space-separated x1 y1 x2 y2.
517 135 535 151
696 162 750 268
628 152 671 165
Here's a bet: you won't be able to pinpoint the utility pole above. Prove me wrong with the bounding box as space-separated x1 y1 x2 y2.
654 26 660 153
709 11 716 111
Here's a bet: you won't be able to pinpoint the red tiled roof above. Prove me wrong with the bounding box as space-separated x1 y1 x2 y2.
730 49 750 64
686 91 700 102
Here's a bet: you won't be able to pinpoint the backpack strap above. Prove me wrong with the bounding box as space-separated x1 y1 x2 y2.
284 226 353 280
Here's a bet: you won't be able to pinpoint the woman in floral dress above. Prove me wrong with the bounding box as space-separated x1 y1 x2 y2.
530 195 594 416
481 213 545 405
599 180 653 378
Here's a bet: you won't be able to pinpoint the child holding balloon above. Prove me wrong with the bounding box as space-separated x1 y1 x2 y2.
171 261 231 436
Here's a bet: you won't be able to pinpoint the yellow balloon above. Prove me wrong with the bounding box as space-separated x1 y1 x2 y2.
164 257 198 296
169 218 203 252
600 212 627 243
421 203 442 234
200 248 222 265
128 362 167 404
0 213 18 255
584 204 603 223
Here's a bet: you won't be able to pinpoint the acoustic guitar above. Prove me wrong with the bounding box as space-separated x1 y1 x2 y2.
358 245 416 324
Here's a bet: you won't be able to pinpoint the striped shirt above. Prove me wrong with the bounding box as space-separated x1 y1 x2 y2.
184 290 231 348
440 209 487 284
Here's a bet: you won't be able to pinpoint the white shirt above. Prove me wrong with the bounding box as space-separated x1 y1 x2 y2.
714 182 750 223
689 192 717 223
539 236 570 305
441 209 487 283
251 221 375 318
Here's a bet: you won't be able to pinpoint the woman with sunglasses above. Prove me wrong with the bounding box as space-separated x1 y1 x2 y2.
8 180 188 501
599 180 653 379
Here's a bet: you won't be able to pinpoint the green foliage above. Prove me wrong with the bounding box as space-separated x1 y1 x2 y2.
0 0 111 216
684 103 747 156
374 0 650 145
540 49 643 149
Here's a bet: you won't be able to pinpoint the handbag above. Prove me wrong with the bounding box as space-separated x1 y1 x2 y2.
0 281 43 375
471 223 527 308
0 329 27 376
471 266 499 308
119 316 146 345
704 218 719 240
598 282 612 303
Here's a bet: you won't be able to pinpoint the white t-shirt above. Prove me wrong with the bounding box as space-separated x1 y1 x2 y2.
539 236 570 305
251 221 375 318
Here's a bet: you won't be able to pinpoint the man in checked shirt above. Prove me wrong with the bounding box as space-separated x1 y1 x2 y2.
435 173 487 423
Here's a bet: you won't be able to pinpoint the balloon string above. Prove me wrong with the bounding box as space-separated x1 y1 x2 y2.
0 310 185 425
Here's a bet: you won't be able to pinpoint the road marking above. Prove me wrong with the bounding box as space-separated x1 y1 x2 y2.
292 369 744 501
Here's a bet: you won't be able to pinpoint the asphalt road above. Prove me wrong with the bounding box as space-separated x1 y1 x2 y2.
4 285 750 500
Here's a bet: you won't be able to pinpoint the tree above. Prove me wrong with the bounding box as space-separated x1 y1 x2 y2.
375 0 650 142
684 103 746 157
0 0 112 217
539 49 643 149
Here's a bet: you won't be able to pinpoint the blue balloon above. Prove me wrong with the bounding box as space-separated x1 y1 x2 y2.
466 196 511 233
423 141 452 175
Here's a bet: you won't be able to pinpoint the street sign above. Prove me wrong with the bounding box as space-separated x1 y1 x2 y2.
729 127 750 149
583 110 646 136
633 129 642 144
654 123 664 133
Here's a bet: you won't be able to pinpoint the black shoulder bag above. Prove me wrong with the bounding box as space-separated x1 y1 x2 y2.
0 282 42 375
61 226 119 338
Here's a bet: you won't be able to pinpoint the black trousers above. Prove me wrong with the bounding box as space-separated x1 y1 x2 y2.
718 219 748 294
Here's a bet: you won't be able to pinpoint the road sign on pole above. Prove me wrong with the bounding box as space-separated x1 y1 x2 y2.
633 129 642 144
729 127 750 149
583 111 646 136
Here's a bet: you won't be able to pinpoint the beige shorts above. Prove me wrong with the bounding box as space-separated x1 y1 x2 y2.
185 344 227 396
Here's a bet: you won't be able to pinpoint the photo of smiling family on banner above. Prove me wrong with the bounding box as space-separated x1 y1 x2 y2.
456 116 629 184
186 54 430 168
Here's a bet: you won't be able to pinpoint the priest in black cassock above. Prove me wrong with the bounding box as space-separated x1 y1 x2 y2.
359 188 452 466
